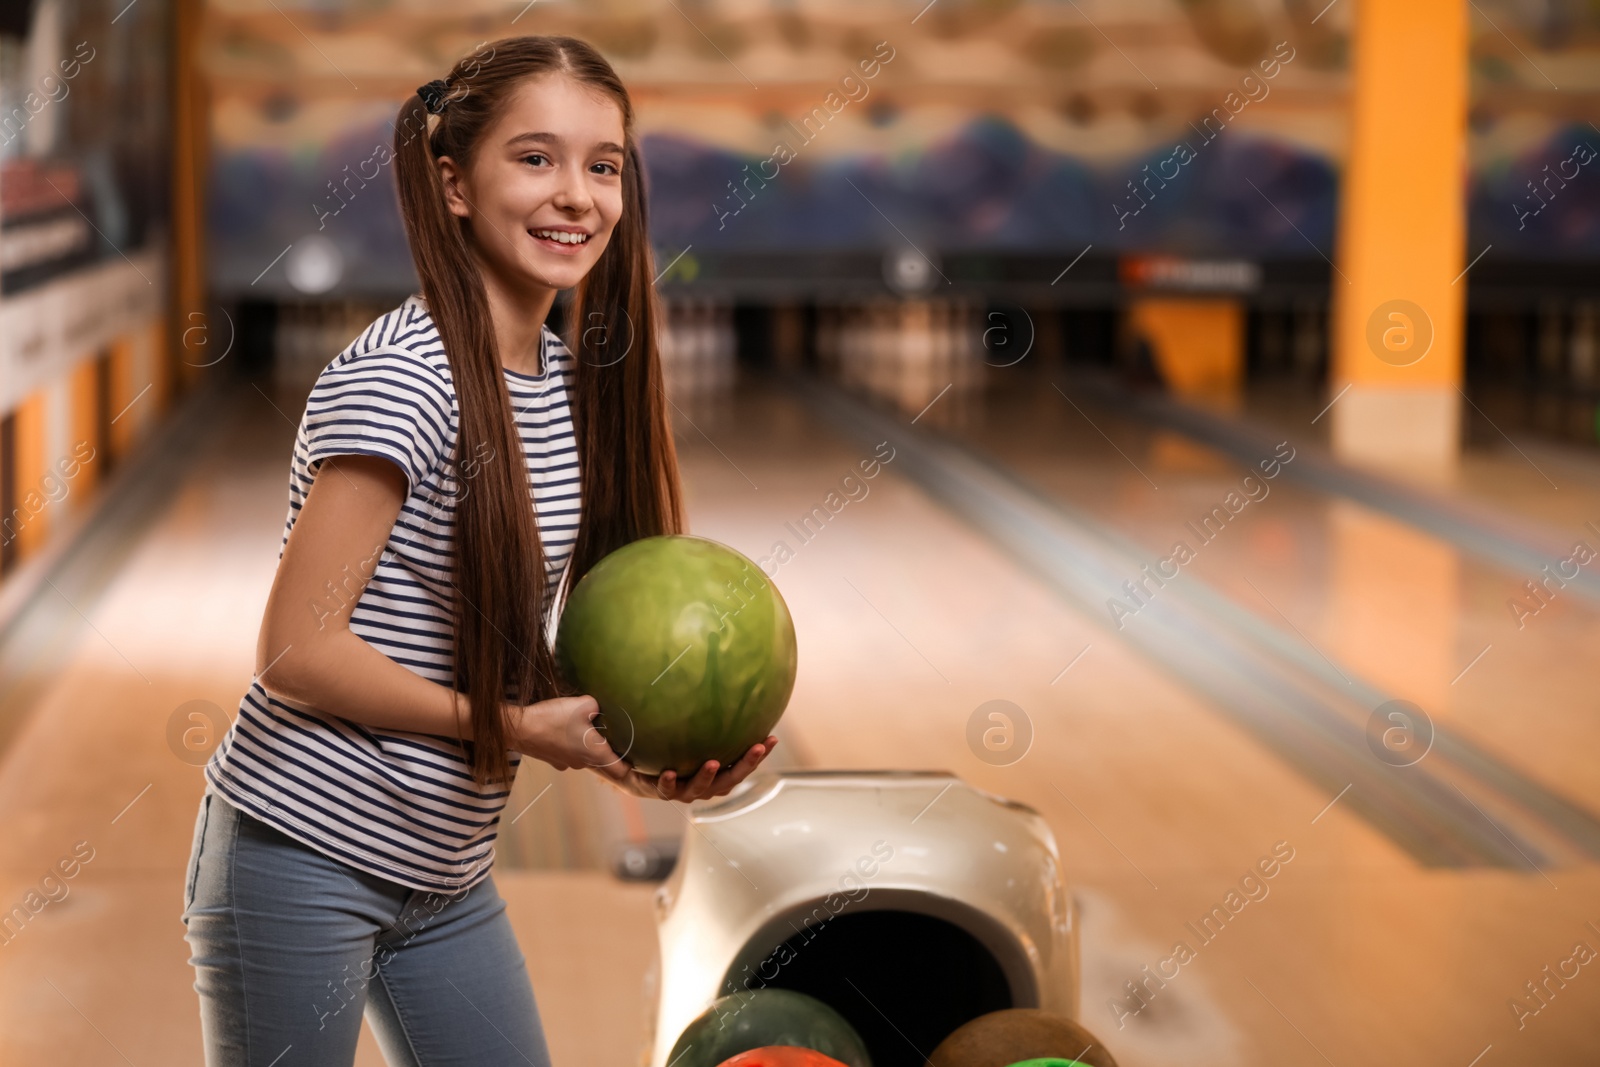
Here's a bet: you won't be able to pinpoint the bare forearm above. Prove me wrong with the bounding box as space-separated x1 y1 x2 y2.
261 628 477 739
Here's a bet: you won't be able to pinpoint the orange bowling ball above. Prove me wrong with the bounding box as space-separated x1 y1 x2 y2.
716 1048 852 1067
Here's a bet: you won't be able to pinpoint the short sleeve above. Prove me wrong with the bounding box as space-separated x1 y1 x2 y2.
301 348 453 496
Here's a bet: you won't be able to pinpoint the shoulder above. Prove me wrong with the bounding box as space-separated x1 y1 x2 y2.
318 296 455 400
302 301 456 452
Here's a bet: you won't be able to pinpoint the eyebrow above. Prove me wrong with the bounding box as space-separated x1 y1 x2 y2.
506 131 625 155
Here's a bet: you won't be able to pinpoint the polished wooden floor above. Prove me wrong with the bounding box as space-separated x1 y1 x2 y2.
0 365 1596 1066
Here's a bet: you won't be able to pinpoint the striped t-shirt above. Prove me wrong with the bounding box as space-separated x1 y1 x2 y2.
206 294 581 893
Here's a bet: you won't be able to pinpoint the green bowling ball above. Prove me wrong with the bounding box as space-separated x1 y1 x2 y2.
668 989 871 1067
556 535 797 777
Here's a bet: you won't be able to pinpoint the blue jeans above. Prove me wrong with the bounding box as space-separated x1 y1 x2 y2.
181 788 553 1067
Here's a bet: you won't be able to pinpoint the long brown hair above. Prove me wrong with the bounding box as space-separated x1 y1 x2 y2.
393 36 685 787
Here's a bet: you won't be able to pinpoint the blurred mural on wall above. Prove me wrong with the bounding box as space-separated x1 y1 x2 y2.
196 0 1600 300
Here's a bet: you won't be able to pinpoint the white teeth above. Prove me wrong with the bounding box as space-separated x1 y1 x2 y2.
534 229 587 244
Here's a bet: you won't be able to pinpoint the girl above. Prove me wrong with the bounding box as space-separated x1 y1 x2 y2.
182 36 777 1067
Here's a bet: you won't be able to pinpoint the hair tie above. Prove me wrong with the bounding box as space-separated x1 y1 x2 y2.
417 79 450 115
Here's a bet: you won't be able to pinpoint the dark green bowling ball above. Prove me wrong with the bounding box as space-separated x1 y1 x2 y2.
669 989 871 1067
556 535 797 777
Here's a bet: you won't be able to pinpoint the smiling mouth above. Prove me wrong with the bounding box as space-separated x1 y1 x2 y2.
530 228 590 246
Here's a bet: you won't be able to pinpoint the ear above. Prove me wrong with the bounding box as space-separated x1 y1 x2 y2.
436 155 472 220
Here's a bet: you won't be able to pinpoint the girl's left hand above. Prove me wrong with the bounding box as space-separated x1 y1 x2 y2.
590 736 779 802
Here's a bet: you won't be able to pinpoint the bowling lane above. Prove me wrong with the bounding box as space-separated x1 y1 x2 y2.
1222 377 1600 552
881 360 1600 825
4 358 1596 1067
667 374 1600 1066
670 383 1383 868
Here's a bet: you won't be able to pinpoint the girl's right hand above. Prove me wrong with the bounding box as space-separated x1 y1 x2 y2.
510 695 616 771
509 697 776 803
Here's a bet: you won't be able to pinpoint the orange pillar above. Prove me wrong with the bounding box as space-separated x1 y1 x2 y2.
69 359 103 496
172 0 209 394
108 335 139 460
8 393 49 562
1328 0 1469 470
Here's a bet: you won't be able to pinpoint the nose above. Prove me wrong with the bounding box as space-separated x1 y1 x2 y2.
550 161 593 216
